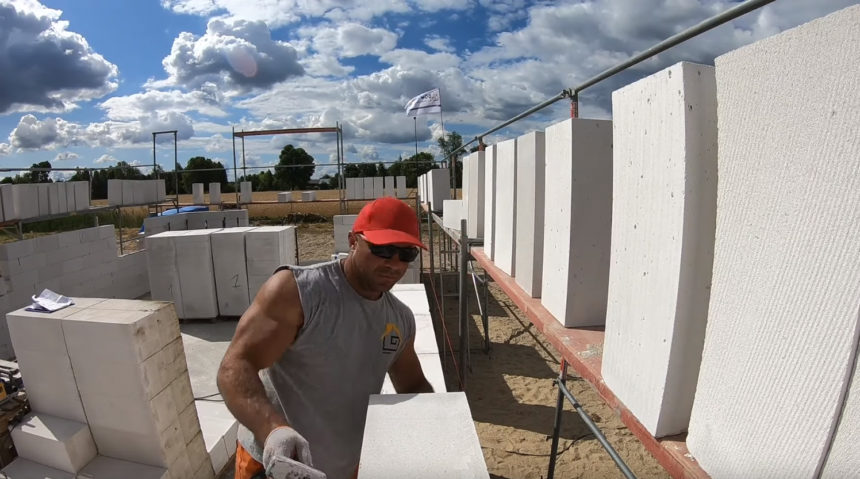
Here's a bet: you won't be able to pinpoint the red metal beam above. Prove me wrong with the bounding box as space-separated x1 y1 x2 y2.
233 127 339 137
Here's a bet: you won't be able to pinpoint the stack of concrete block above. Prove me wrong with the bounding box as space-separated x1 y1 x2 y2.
10 184 37 220
383 176 395 197
192 183 205 204
442 200 463 231
602 62 717 438
277 192 292 203
541 118 613 327
396 176 407 198
4 182 91 221
494 139 517 276
108 180 165 206
463 151 485 239
145 211 249 236
222 209 249 228
483 145 497 259
4 298 214 478
514 132 545 297
209 183 221 204
186 211 222 230
427 169 450 213
111 251 151 301
245 226 298 301
686 7 860 478
334 215 358 253
210 227 257 317
372 177 384 199
362 178 374 200
146 230 219 319
358 393 488 478
345 178 359 200
239 182 252 204
195 401 239 475
301 191 316 202
0 184 14 222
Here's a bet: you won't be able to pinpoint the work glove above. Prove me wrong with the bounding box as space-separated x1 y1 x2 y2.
262 426 315 474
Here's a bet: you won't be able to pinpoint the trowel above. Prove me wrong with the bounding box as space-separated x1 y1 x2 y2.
268 455 328 479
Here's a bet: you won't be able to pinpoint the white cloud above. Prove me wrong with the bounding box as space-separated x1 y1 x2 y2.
99 85 228 120
150 18 304 94
424 35 454 53
54 152 79 162
94 154 117 164
304 22 398 58
0 0 118 114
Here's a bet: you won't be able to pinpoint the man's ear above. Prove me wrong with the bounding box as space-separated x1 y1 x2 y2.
348 232 357 250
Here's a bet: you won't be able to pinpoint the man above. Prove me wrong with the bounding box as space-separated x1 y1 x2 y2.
218 197 434 479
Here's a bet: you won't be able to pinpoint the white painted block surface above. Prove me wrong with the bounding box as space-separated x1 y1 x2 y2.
396 175 407 198
359 393 488 478
345 177 357 200
37 183 49 216
57 183 68 214
211 227 256 317
174 230 219 319
373 176 384 199
540 118 613 327
63 182 76 213
363 177 374 200
11 413 97 473
47 183 60 215
427 168 450 212
301 191 316 201
464 152 485 239
514 132 545 297
78 456 167 479
333 215 357 253
145 231 185 318
277 191 291 203
0 184 15 223
442 200 463 230
384 176 395 197
192 183 204 204
245 226 297 299
209 182 221 204
1 458 75 478
223 209 249 228
602 62 717 438
239 181 252 204
494 138 517 276
107 180 122 206
483 146 496 259
121 180 133 206
12 184 38 219
686 7 860 478
74 181 89 211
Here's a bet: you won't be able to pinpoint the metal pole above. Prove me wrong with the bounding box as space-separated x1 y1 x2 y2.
241 134 247 181
413 117 418 156
232 126 239 205
427 208 435 282
416 194 423 275
547 360 567 479
458 218 468 390
152 133 157 179
173 131 178 196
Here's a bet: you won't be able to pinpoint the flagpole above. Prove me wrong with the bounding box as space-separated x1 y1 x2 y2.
413 117 418 156
439 94 455 199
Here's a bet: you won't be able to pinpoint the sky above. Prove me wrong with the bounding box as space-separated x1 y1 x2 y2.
0 0 854 181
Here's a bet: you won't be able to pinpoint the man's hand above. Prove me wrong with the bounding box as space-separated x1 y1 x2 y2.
263 426 314 472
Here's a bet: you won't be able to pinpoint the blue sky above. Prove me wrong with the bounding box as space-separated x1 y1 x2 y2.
0 0 854 180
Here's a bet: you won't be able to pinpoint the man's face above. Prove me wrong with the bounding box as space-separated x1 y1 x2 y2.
350 233 416 292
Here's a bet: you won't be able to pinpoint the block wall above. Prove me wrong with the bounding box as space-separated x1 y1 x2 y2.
493 138 517 276
482 146 496 259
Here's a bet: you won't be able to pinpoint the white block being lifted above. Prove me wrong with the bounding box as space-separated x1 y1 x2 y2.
209 183 221 204
358 393 489 479
494 138 517 276
686 7 860 478
464 152 485 239
373 177 384 199
442 200 463 231
514 132 545 297
396 175 407 198
540 118 612 327
427 168 450 213
363 177 374 200
11 413 97 473
239 181 252 204
192 183 204 204
602 62 717 438
211 227 256 317
245 226 297 300
483 146 496 259
384 176 395 197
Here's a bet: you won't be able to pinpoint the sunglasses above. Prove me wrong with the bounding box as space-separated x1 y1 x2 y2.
360 236 420 262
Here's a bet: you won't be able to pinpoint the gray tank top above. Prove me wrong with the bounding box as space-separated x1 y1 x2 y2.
237 260 416 479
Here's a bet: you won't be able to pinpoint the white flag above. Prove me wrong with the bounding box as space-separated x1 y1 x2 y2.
405 88 442 117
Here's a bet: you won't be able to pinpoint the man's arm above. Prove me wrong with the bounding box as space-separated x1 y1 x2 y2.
217 269 304 445
388 337 434 393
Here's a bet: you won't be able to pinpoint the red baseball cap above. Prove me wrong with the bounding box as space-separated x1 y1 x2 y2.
352 197 427 249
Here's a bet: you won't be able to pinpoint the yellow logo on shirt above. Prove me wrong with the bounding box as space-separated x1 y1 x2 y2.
381 323 401 354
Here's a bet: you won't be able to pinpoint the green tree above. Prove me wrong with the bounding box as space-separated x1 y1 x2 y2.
275 145 316 190
182 156 228 193
437 131 463 188
398 152 436 187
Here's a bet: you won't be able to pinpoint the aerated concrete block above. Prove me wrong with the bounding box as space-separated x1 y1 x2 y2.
373 177 384 199
514 132 545 297
223 209 249 227
145 231 185 318
121 180 133 206
209 183 221 204
63 182 76 213
483 146 496 259
37 183 50 216
301 191 316 201
277 191 292 203
384 176 395 197
156 180 166 203
192 183 204 204
602 62 717 438
239 182 252 204
48 183 61 215
427 169 450 213
363 177 374 200
494 139 517 276
11 413 97 473
144 216 172 236
57 183 68 214
74 181 89 211
686 7 860 478
12 184 38 220
540 118 612 327
346 177 358 200
1 458 75 478
211 227 256 317
359 393 488 478
396 176 407 198
246 226 297 299
77 456 167 479
442 200 463 231
464 152 485 239
174 230 219 319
